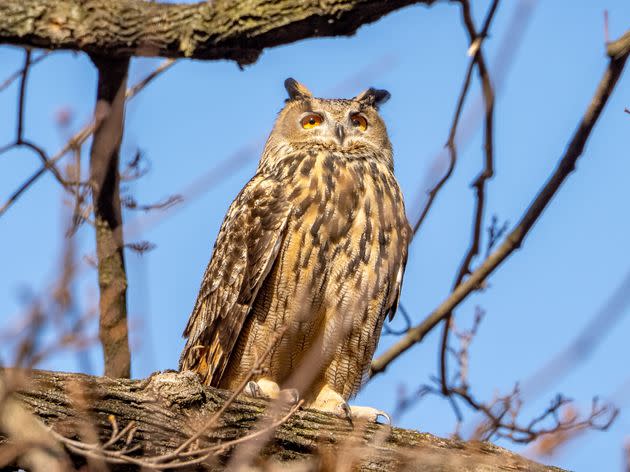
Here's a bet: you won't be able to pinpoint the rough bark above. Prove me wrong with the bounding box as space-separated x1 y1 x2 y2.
89 56 131 379
0 0 433 64
1 369 565 471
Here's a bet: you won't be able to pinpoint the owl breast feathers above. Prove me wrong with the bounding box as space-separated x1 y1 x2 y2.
180 79 411 406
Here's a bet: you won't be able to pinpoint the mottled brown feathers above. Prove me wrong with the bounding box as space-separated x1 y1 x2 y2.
180 80 410 401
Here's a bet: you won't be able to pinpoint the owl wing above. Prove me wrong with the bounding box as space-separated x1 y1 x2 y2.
385 242 409 322
179 174 291 385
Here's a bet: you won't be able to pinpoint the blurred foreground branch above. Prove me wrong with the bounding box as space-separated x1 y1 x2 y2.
0 369 565 471
0 375 71 472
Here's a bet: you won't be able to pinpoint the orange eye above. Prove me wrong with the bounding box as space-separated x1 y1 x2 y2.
350 114 368 131
301 114 323 129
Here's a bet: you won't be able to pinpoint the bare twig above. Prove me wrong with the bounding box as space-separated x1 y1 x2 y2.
486 215 508 256
0 49 79 193
439 0 497 395
51 400 302 470
370 31 630 377
121 194 183 212
0 59 176 218
411 0 499 237
15 49 31 142
0 50 50 93
393 310 617 446
409 0 537 238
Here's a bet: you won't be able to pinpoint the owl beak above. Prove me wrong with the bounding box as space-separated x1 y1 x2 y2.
335 123 345 145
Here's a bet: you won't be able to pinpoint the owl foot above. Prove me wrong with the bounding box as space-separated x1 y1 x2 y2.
309 384 351 418
348 405 391 424
309 385 390 424
244 378 299 404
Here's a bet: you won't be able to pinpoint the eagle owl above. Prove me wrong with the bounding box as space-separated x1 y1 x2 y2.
180 79 410 420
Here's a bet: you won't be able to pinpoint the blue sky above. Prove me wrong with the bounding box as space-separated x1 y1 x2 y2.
1 1 629 470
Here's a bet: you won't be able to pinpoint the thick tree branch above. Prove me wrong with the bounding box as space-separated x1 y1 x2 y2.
0 0 434 64
89 56 131 378
370 30 630 378
1 369 565 471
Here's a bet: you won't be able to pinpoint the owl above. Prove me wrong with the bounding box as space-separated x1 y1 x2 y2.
180 79 410 421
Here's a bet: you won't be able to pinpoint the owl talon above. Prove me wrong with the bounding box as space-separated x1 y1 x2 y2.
245 380 264 398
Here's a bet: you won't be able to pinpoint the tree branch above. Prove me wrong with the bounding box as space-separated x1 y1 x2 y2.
370 30 630 378
439 0 497 395
0 0 434 64
1 369 565 471
89 56 131 378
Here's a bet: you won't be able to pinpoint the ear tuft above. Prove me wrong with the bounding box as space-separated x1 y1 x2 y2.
284 78 313 100
354 88 391 109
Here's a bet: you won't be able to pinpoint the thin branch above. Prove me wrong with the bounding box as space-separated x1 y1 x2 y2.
51 402 302 470
370 31 630 377
393 311 617 446
0 49 75 187
0 59 176 219
0 51 50 94
411 58 473 236
485 215 508 257
126 59 175 97
15 49 31 143
410 0 536 239
121 194 183 212
439 0 497 395
0 50 88 216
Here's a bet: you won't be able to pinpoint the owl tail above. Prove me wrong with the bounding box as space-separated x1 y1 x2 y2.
179 342 225 387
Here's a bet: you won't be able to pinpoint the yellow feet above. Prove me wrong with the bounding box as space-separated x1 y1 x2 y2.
245 378 299 403
309 384 390 423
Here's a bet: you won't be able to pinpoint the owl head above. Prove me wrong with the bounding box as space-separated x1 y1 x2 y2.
261 78 393 170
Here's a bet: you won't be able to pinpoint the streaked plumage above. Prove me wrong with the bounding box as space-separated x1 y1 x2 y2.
180 79 410 410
